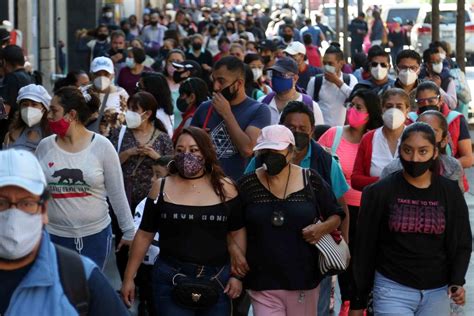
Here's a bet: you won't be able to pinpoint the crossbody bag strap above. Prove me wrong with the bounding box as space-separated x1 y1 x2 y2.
131 129 161 176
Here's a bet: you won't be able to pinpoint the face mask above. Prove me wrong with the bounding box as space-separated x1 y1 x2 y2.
105 12 113 19
271 76 293 94
432 62 443 74
262 55 271 65
283 34 293 42
252 68 263 81
97 33 108 41
227 28 235 33
324 64 336 74
150 21 159 26
93 76 111 91
260 152 288 176
419 105 439 113
173 70 187 84
370 65 388 81
382 108 406 130
293 132 310 151
400 155 434 178
220 81 238 102
177 98 190 112
439 53 446 60
0 208 43 260
49 117 71 137
346 107 369 128
398 69 418 86
21 107 43 127
175 152 205 178
125 111 145 129
125 57 135 68
192 42 202 51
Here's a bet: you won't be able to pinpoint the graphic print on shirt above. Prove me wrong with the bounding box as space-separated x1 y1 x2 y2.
48 168 92 199
210 120 238 159
388 198 446 234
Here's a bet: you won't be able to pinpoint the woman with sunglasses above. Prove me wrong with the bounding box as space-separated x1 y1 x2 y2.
407 81 472 169
236 125 344 316
350 122 471 315
121 127 244 315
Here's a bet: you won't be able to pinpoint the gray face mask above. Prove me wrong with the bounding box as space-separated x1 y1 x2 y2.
0 208 43 260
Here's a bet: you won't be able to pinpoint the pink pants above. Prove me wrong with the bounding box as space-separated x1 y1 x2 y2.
248 286 320 316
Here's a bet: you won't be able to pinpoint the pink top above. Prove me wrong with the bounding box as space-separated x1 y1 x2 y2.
318 126 362 207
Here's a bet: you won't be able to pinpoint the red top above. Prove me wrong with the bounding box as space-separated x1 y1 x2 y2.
305 45 321 68
351 129 378 191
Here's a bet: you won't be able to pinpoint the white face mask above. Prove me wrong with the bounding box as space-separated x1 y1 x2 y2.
252 68 263 81
370 65 388 81
324 64 336 74
382 107 406 130
93 76 111 91
125 111 145 129
398 69 418 86
125 57 135 68
21 107 43 127
432 62 443 74
0 208 43 260
439 52 446 60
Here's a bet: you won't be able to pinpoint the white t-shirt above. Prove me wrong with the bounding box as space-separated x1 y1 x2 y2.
156 108 174 138
369 127 401 177
134 198 160 265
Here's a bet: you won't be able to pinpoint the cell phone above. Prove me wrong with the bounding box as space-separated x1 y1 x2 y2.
0 97 8 120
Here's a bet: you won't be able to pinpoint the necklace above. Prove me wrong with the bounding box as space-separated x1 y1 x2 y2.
266 164 291 199
266 165 292 227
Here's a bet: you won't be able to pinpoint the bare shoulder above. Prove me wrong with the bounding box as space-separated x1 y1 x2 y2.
148 177 171 200
221 177 239 199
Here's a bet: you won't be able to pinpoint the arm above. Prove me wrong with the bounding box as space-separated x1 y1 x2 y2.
456 116 472 168
351 135 378 191
440 80 458 110
227 228 249 277
306 77 315 98
312 101 325 125
338 197 350 243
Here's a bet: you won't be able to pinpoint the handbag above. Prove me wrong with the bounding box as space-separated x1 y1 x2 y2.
304 169 350 275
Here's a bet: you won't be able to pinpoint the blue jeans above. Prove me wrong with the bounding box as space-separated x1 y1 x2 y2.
152 257 231 316
317 276 331 315
50 224 112 270
373 271 449 316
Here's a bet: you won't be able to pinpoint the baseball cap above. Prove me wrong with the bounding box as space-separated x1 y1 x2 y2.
0 28 10 42
284 41 306 56
172 60 202 77
90 56 114 74
17 84 52 110
253 125 295 152
0 149 47 196
267 57 298 75
259 39 277 52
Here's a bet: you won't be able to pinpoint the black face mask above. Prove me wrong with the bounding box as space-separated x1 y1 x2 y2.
227 28 235 33
419 105 439 113
262 55 271 65
260 152 289 176
97 33 108 41
220 81 238 102
150 21 158 26
283 34 293 42
160 48 170 58
293 132 310 151
173 71 186 84
192 43 202 51
177 98 189 112
400 155 434 178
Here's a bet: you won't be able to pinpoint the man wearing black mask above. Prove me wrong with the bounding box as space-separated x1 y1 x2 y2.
191 56 271 180
107 30 126 78
87 24 110 62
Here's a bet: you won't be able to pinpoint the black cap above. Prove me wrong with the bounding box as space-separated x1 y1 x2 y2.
267 57 298 74
259 39 277 52
0 29 10 42
172 60 202 77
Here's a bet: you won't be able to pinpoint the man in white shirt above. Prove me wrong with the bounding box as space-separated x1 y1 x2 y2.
306 45 358 126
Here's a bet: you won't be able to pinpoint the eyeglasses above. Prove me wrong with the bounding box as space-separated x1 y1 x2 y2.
370 62 389 68
0 198 44 213
415 95 440 105
397 65 419 71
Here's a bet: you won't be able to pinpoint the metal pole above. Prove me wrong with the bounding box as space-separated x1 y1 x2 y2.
456 0 465 71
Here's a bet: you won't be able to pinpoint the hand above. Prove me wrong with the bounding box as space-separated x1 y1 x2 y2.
121 278 136 307
224 278 242 299
116 238 132 252
138 145 161 160
202 63 212 72
324 71 343 87
388 41 394 48
349 310 364 316
126 147 140 157
111 53 124 63
448 285 466 306
230 250 250 278
302 222 326 244
212 92 232 118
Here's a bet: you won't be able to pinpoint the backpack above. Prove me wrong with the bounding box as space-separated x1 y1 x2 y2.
313 74 351 102
54 244 90 316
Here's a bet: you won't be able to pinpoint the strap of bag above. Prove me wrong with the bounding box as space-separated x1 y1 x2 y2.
117 125 127 153
131 129 161 176
89 91 110 132
446 110 462 125
261 92 276 105
331 126 344 155
55 244 90 316
313 75 324 102
301 94 314 109
202 105 214 130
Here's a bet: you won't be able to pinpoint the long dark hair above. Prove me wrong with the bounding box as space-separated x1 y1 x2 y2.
8 104 50 137
349 89 383 131
244 64 260 98
171 127 230 202
55 86 100 125
127 91 167 134
178 77 209 108
418 110 449 154
141 72 174 116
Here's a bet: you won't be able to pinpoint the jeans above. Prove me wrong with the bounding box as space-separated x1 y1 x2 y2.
50 224 112 270
373 271 449 316
317 276 331 315
152 257 231 316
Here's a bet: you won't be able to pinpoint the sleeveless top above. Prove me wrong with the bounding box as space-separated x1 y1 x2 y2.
6 125 43 152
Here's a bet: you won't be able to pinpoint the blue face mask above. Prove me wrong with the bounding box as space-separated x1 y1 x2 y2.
271 76 293 94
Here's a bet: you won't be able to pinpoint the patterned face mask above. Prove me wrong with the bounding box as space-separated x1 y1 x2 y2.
174 152 205 178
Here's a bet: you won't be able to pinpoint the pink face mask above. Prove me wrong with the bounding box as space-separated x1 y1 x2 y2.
346 107 369 128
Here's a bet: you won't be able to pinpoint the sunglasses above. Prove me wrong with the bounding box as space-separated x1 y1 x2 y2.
370 62 389 68
415 95 440 105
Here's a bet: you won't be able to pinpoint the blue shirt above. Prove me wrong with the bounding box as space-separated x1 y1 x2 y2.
300 25 323 46
244 142 349 199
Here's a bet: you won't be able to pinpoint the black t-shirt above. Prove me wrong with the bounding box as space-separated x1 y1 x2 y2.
238 168 344 291
0 262 33 313
139 177 244 266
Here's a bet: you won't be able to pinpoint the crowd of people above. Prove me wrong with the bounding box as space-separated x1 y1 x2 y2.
0 3 472 316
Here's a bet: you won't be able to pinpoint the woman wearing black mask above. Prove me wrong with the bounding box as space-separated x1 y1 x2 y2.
121 127 244 315
163 49 185 126
350 122 471 315
185 34 214 86
235 125 345 316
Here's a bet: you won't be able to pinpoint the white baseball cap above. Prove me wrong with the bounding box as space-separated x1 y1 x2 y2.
253 125 295 152
16 84 52 110
0 149 47 196
284 41 306 56
90 56 114 74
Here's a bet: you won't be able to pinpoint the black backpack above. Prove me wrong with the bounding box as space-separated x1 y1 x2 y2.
312 74 351 102
54 244 90 316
